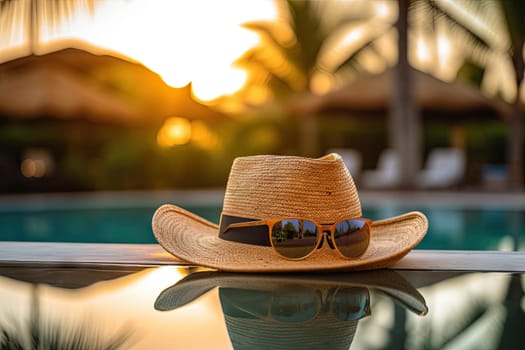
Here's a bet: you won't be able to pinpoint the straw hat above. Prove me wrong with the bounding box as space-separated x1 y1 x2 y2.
154 270 428 350
152 153 428 272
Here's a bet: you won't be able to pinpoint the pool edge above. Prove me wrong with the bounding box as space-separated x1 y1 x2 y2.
0 242 524 272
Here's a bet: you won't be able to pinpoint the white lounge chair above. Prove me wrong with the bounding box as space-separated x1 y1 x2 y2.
361 149 401 189
416 148 466 188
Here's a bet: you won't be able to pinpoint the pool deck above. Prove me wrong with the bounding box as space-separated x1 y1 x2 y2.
0 242 524 272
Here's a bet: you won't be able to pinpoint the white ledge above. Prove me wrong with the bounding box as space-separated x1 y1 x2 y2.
0 242 524 272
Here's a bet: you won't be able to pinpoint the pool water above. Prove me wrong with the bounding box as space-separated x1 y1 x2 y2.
0 197 523 251
365 205 524 251
0 205 216 244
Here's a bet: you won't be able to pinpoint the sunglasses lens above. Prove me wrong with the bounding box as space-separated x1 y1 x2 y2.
333 219 370 258
271 219 318 259
332 287 370 321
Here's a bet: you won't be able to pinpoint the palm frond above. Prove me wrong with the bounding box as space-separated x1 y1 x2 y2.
0 316 134 350
242 20 296 50
239 0 383 98
0 329 25 350
286 0 326 76
236 47 306 92
331 24 392 74
241 20 301 73
426 0 499 51
333 40 381 74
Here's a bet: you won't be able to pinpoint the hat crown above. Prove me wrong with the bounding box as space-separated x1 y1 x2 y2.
222 153 362 222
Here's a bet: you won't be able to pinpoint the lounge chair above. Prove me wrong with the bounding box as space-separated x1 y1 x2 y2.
415 148 466 188
361 149 401 189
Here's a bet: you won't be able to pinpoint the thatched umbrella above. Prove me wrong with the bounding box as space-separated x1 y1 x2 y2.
289 67 510 120
0 48 224 126
0 65 144 124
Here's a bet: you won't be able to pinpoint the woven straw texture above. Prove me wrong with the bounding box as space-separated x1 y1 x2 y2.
152 153 428 272
222 154 361 222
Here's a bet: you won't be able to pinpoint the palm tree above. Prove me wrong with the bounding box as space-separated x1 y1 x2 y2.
499 2 525 190
239 0 523 188
399 0 524 189
237 0 387 101
236 0 392 155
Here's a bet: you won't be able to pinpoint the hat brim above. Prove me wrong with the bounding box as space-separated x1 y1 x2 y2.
152 204 428 272
154 270 428 316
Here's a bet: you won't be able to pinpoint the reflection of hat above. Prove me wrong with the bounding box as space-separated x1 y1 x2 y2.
153 154 428 272
155 270 428 350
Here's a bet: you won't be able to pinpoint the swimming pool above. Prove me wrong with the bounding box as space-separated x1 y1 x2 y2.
0 191 523 251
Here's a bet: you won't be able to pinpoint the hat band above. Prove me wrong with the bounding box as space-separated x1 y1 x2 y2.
219 214 271 246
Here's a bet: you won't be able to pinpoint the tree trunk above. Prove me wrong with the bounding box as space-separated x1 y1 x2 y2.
508 102 524 190
508 37 524 190
391 0 420 189
501 2 525 191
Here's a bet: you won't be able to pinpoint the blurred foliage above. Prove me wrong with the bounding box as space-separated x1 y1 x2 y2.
0 116 518 193
0 116 292 192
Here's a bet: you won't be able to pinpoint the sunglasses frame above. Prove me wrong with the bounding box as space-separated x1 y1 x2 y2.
223 217 372 260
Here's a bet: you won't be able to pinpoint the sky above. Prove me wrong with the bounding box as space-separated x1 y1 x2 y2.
0 0 277 102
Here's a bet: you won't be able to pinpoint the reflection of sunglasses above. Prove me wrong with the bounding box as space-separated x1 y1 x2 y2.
220 216 371 260
221 286 371 323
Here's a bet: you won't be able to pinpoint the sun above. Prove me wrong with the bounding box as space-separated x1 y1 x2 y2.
34 0 277 102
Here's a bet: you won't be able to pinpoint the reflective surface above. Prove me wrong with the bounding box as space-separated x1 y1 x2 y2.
0 265 523 349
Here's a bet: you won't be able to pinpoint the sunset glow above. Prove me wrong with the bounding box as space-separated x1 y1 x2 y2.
67 0 273 101
30 0 277 102
0 0 516 105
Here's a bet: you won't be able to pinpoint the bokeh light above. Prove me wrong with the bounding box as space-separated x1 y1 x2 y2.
157 117 192 147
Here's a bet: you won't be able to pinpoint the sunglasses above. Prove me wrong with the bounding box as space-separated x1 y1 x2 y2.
221 217 371 260
221 285 371 323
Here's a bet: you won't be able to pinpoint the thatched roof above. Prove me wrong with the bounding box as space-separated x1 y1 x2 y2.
0 65 143 124
0 48 224 125
289 67 510 121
